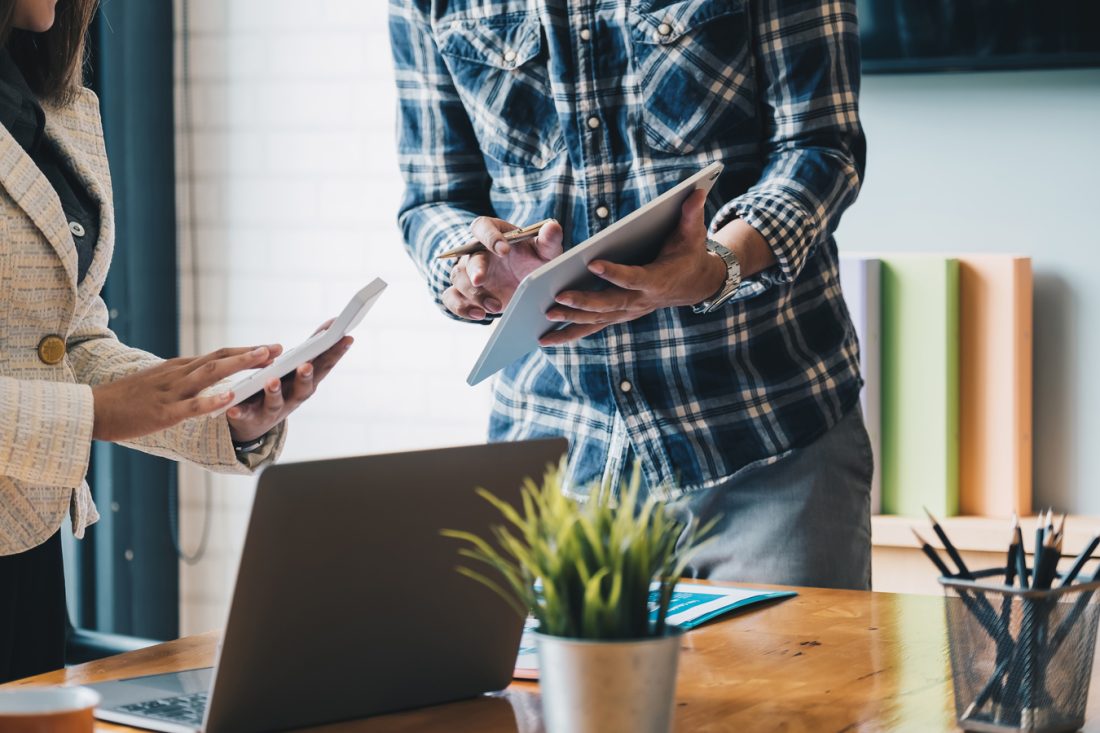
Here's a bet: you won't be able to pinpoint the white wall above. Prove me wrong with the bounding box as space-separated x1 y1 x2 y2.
836 68 1100 514
174 0 493 635
173 1 1100 630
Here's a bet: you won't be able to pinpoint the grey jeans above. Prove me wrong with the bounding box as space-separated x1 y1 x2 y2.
666 406 873 591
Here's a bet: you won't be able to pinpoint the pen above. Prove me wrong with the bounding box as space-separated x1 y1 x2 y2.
436 219 553 260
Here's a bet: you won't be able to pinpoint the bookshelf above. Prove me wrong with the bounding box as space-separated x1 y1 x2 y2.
871 514 1100 595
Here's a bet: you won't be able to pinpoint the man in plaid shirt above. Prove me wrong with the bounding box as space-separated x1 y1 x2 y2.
390 0 872 589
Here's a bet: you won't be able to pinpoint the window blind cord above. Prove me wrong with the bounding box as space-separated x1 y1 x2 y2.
168 0 212 566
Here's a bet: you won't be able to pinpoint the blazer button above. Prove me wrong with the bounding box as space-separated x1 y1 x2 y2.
38 335 67 365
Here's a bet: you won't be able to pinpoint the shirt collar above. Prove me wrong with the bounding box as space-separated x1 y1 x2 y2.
0 48 46 154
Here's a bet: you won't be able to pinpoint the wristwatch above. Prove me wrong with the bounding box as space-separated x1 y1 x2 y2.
692 239 742 314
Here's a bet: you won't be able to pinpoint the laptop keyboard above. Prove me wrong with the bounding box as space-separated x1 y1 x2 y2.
117 692 208 725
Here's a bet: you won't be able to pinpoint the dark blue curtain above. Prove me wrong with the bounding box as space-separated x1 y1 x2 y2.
70 0 180 641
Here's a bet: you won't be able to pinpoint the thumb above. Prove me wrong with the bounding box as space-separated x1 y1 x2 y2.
677 188 708 240
533 219 564 260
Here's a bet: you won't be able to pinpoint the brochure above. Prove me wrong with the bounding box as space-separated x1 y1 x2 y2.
513 583 796 679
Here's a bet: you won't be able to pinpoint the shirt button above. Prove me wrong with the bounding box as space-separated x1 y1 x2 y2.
503 49 517 64
69 221 86 237
595 205 610 219
586 116 601 130
37 334 66 365
620 380 633 394
657 22 672 36
579 28 591 41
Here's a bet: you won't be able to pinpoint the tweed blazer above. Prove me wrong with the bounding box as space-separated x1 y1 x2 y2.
0 87 285 556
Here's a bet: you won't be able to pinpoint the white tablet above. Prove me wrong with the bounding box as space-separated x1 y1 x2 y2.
466 162 724 386
218 278 387 410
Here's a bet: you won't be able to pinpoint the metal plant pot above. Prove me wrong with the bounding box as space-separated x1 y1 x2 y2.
534 627 683 733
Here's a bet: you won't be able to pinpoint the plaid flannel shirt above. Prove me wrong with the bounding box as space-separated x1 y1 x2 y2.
390 0 867 497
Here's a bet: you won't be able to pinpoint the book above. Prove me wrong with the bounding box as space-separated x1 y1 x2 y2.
513 584 796 679
839 255 883 514
880 255 959 517
957 255 1033 517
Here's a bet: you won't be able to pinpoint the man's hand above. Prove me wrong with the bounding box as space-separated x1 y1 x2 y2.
539 189 726 345
443 216 564 320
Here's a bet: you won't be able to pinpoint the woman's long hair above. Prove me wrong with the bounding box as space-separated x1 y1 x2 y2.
0 0 99 104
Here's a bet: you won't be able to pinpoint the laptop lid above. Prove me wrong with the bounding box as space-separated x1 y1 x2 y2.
203 438 567 733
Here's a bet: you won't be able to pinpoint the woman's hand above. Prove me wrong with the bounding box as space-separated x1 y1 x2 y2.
92 345 283 442
225 334 353 443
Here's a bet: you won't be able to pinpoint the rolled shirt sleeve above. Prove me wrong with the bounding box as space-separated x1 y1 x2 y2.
709 0 866 291
390 0 496 323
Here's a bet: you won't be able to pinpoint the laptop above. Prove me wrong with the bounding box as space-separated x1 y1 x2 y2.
88 438 568 733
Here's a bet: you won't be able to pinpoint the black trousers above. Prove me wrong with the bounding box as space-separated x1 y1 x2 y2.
0 532 67 683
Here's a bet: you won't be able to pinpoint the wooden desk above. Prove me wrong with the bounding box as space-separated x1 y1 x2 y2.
7 584 1100 732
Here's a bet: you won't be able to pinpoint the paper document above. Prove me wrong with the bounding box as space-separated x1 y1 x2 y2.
513 583 795 679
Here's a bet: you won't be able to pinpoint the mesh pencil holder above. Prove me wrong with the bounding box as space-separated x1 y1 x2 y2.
941 569 1100 733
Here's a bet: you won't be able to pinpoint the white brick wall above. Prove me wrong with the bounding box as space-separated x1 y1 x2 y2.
174 0 493 635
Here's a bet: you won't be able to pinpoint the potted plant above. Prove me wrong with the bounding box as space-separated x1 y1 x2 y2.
443 462 712 733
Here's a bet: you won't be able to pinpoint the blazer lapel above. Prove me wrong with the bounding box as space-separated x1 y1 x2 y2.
42 99 115 316
0 122 79 292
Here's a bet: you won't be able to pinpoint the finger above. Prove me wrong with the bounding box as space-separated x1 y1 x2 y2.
539 322 607 346
442 287 487 321
466 251 491 287
588 260 648 291
312 318 336 335
174 391 237 420
470 216 516 256
678 188 708 238
254 344 284 368
554 287 637 314
286 362 316 403
261 377 285 415
175 346 264 376
547 306 632 325
178 346 271 394
450 262 485 302
533 219 564 260
308 336 353 384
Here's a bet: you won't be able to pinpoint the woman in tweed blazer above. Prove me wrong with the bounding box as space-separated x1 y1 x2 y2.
0 0 350 682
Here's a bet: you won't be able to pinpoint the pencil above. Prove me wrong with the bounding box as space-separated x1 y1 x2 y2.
1059 533 1100 588
924 507 973 579
1016 522 1031 589
436 219 553 259
912 528 953 577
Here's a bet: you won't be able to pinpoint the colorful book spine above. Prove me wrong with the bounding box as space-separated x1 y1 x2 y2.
880 255 959 517
957 255 1033 517
839 255 882 514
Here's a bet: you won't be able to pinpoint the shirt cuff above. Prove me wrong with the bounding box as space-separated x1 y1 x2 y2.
710 190 819 286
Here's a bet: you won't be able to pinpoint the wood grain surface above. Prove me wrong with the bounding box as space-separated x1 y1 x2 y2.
7 583 1100 732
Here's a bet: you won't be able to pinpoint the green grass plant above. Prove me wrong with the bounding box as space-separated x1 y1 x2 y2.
442 461 714 640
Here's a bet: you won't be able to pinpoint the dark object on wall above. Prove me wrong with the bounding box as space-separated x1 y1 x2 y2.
859 0 1100 73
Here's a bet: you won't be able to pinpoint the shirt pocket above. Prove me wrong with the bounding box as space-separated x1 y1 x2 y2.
629 0 755 155
438 14 565 171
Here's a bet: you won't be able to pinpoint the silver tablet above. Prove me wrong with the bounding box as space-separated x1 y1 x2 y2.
467 161 724 386
215 278 387 412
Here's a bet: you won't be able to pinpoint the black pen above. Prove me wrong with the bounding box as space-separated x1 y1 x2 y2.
924 507 972 578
